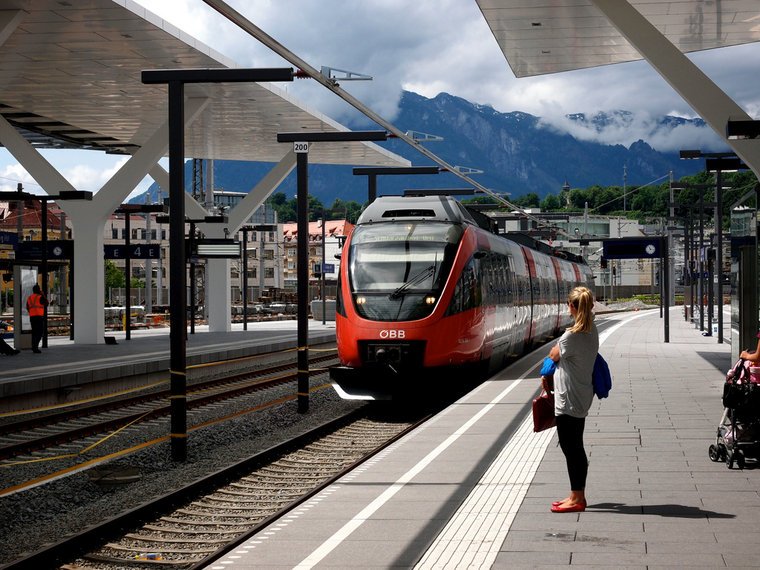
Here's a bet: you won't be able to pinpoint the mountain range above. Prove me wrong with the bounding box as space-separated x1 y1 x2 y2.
138 91 708 210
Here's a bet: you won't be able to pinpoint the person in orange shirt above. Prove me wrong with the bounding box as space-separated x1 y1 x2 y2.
26 284 47 354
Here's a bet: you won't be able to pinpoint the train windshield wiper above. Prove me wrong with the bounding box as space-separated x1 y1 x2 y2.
389 265 435 299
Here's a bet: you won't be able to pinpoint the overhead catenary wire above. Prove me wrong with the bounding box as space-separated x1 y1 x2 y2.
200 0 570 238
588 172 670 214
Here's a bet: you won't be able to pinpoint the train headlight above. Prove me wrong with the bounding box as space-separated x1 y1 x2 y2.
356 296 367 305
424 295 436 305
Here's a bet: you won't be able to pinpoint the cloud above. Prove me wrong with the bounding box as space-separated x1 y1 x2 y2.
0 163 37 193
1 0 755 189
538 111 726 153
0 152 156 199
131 0 760 154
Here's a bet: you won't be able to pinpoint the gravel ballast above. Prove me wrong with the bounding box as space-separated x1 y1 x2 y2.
0 381 362 566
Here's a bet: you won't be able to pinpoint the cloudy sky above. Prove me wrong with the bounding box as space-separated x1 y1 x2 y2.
2 0 759 196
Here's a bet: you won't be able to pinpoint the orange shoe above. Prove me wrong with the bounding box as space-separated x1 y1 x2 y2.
551 500 586 513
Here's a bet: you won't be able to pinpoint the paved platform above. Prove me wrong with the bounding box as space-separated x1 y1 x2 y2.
203 307 752 569
0 320 336 402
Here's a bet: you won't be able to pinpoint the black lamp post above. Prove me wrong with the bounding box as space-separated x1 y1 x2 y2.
353 166 441 203
239 224 277 330
680 150 747 343
143 66 294 461
0 189 92 347
115 204 166 340
240 225 251 330
670 182 717 333
277 130 388 413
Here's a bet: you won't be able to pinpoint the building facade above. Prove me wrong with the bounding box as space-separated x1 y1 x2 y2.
282 220 353 294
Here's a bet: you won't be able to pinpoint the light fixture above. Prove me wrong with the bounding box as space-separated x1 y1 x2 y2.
726 118 760 140
705 157 747 172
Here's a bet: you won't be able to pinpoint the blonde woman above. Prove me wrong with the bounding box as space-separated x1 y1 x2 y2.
547 286 599 513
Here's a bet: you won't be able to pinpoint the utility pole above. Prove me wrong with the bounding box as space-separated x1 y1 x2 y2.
623 165 627 212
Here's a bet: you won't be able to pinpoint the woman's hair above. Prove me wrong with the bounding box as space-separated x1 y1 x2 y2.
567 286 594 333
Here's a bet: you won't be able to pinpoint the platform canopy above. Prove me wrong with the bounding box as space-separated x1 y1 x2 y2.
0 0 407 167
476 0 760 78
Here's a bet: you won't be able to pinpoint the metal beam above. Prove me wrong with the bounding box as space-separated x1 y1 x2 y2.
590 0 760 178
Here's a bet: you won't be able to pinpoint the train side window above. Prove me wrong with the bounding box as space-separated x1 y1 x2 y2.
335 275 346 317
446 256 482 316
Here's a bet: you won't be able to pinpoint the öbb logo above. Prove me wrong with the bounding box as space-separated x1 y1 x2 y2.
379 329 405 339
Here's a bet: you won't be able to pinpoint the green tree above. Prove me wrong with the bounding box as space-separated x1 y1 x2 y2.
463 196 499 205
329 198 363 223
513 192 540 208
269 192 296 223
104 260 125 292
307 195 325 221
540 194 561 211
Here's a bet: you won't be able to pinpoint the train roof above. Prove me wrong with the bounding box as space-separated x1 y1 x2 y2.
505 232 587 265
357 196 586 265
357 196 479 225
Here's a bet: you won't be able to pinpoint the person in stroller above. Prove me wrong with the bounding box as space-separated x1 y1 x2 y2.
709 349 760 468
0 321 19 356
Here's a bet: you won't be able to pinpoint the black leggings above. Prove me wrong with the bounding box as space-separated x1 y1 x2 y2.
556 414 587 491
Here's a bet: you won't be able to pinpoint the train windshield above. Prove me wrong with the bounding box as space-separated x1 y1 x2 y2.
348 222 463 321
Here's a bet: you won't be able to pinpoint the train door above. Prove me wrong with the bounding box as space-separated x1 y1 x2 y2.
550 257 563 336
521 247 537 346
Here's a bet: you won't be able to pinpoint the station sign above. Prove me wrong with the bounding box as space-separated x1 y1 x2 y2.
321 263 336 274
603 237 664 259
0 231 18 246
189 238 241 259
17 239 73 260
104 244 161 259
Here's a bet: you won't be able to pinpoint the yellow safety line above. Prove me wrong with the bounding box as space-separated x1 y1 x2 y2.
0 380 168 419
187 344 335 369
2 411 154 467
2 343 336 417
0 437 168 497
0 383 332 497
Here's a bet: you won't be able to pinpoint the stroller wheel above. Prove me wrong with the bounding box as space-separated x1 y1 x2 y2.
708 444 721 462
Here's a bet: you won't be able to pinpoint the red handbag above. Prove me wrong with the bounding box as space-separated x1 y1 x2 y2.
532 389 556 432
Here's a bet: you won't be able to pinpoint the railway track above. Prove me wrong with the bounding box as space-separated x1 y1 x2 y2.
0 347 337 463
5 409 429 570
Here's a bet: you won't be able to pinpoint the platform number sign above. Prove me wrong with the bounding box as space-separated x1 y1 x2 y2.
293 141 309 154
603 237 663 259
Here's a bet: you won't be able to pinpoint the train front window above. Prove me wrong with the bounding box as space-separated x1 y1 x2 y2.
348 222 462 321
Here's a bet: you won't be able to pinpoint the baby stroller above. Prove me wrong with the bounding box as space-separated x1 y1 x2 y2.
709 358 760 469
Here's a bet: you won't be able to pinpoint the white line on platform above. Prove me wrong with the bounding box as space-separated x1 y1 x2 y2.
414 310 649 569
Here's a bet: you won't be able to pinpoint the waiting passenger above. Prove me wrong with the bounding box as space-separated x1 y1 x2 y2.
546 285 599 513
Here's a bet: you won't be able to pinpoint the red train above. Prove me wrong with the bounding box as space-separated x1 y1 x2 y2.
330 195 594 399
